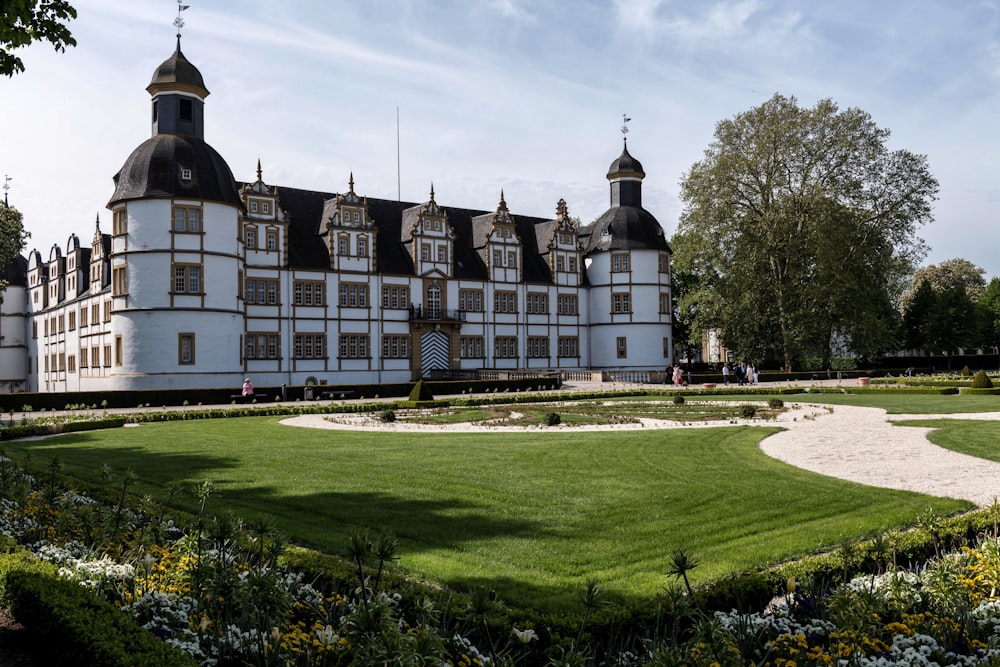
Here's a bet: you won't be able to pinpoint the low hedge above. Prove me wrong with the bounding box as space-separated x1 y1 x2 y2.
802 386 960 395
959 387 1000 395
0 416 128 441
0 552 196 666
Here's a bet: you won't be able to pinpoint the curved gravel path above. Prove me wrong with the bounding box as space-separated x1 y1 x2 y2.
284 402 1000 507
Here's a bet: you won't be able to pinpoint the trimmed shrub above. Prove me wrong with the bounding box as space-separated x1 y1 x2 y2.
768 398 784 409
971 369 994 389
672 394 685 405
961 365 973 377
408 380 435 402
378 409 396 423
544 412 561 426
739 404 757 419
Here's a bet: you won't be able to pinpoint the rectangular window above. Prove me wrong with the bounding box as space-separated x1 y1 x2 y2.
556 256 564 271
526 292 548 315
103 299 112 322
358 238 368 257
568 257 577 272
338 283 369 308
250 201 259 213
437 246 446 262
103 344 112 367
338 237 349 255
659 252 670 273
612 292 631 314
112 265 127 296
294 281 325 306
68 311 76 331
421 244 430 261
557 336 579 358
381 285 410 309
263 202 270 214
91 303 100 325
293 333 326 359
494 290 517 314
58 353 65 372
177 333 195 364
458 289 483 312
659 292 671 314
507 250 517 267
113 208 128 235
617 336 627 359
612 253 630 272
460 336 484 359
492 250 502 266
557 294 579 315
58 314 65 333
91 345 100 369
493 336 518 359
338 334 370 359
246 228 257 249
172 205 201 233
526 336 549 358
266 232 277 251
381 334 410 359
80 347 88 368
172 264 202 294
80 308 88 327
245 333 280 359
663 337 671 359
115 334 123 366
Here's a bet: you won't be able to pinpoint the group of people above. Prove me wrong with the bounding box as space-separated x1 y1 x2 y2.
721 362 758 386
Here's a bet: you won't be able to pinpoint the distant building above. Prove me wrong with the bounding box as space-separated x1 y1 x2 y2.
3 38 673 393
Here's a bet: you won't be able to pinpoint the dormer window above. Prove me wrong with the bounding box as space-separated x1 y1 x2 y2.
250 201 258 213
263 202 270 214
180 168 192 181
354 212 360 222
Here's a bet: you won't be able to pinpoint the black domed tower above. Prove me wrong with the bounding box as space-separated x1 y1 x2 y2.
583 139 673 370
108 37 239 207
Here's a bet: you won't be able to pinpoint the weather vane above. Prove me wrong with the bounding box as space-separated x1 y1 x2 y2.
2 175 10 207
174 0 190 36
621 114 631 142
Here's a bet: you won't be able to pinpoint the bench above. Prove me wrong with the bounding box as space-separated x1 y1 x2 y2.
230 394 258 403
318 390 357 401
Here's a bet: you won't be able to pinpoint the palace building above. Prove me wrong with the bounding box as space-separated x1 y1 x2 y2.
1 38 673 394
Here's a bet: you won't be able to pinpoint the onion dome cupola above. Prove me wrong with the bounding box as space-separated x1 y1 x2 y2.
107 37 240 209
582 141 669 254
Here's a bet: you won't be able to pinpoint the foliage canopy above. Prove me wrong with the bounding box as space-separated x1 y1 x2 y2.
1 0 76 76
673 94 938 370
0 205 30 294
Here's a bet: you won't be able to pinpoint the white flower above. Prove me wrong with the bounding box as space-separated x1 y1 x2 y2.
316 624 339 646
512 627 538 643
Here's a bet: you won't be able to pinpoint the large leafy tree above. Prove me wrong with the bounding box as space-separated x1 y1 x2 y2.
899 258 987 313
979 277 1000 349
1 0 76 76
0 204 30 294
673 94 938 371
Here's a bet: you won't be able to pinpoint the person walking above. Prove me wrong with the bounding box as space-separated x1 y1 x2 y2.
722 363 730 386
242 378 254 402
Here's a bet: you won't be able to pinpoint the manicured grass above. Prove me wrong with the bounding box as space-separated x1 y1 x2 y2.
890 418 1000 463
3 417 969 610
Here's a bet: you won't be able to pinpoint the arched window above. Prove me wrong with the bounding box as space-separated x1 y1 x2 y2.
426 282 441 319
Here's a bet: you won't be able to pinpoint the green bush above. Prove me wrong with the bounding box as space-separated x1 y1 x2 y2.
971 369 994 389
768 398 784 409
672 394 685 405
408 380 435 402
739 405 757 419
379 409 396 423
961 365 973 377
544 412 561 426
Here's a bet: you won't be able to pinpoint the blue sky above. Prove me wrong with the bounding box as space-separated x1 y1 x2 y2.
5 0 1000 278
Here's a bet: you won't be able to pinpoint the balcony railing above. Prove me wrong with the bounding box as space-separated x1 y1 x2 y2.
408 306 466 322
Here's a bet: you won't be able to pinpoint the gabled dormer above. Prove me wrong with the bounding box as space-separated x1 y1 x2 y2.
64 232 90 300
400 184 453 277
545 198 581 287
46 244 65 306
473 191 521 283
89 217 110 293
240 160 287 264
322 174 377 274
26 249 47 310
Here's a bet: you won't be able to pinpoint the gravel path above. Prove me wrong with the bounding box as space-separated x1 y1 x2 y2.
284 402 1000 507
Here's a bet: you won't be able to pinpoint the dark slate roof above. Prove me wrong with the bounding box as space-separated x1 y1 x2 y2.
2 255 27 287
108 134 241 208
580 206 670 253
147 39 208 95
266 185 561 283
607 143 645 179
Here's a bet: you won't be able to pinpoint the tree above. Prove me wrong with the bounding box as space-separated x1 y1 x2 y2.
901 279 935 351
900 258 986 313
0 204 30 294
674 94 938 371
978 277 1000 349
1 0 77 76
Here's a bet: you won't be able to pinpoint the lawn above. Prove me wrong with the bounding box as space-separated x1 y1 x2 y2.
692 391 1000 414
2 414 970 610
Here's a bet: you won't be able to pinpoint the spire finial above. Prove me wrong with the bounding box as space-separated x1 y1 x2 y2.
173 1 190 41
348 172 355 193
621 113 631 146
429 182 435 202
2 174 10 207
256 158 262 183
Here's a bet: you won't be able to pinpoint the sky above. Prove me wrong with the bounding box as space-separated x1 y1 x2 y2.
4 0 1000 278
